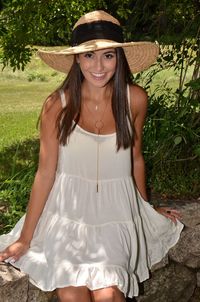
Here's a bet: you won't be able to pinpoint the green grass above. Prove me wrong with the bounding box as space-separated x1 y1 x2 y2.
139 65 194 97
0 111 39 149
0 51 66 151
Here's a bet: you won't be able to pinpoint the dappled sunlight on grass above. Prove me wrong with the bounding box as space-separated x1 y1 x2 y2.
0 138 39 181
0 138 39 233
0 53 65 151
138 65 194 97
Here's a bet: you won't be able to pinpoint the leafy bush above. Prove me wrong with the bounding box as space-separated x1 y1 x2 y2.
27 71 47 82
139 40 200 197
143 87 200 197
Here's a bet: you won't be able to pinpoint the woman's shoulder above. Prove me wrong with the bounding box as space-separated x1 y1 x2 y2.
129 83 148 102
41 90 63 123
43 89 69 114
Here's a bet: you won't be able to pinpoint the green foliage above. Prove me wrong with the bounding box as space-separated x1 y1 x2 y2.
0 0 106 70
138 39 200 197
0 164 36 233
0 139 39 234
27 71 47 82
0 0 199 70
143 86 200 196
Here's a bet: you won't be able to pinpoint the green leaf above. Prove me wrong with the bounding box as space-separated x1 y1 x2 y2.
185 78 200 91
194 146 200 156
174 136 182 145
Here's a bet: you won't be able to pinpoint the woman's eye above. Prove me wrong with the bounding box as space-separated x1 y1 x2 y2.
84 52 93 58
105 53 115 59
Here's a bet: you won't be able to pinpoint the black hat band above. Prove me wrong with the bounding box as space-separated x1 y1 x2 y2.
71 20 124 46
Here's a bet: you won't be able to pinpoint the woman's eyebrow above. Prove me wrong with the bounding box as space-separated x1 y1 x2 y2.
103 50 116 54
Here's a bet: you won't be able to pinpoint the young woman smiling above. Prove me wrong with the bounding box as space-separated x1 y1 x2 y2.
0 10 183 302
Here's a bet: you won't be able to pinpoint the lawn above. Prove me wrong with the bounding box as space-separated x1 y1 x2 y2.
0 53 66 151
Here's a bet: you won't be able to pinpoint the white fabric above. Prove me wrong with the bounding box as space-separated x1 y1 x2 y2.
0 89 184 298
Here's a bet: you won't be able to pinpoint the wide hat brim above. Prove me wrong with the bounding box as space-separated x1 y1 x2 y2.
38 39 159 74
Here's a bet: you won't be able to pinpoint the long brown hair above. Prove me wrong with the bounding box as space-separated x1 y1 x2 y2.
56 47 134 149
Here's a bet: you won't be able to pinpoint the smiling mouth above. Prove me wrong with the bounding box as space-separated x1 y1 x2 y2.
91 73 106 79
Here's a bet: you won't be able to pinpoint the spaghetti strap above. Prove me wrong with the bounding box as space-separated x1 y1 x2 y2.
59 89 67 108
127 84 133 121
127 84 130 106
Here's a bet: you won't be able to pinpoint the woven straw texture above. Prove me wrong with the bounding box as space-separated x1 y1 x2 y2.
38 11 159 74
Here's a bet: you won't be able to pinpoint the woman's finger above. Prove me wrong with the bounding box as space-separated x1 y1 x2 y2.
166 211 181 219
0 250 13 261
156 207 182 224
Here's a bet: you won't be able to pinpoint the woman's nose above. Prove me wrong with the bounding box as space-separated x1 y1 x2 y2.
95 57 104 71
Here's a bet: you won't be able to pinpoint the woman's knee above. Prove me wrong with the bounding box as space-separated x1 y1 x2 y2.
57 286 91 302
91 286 125 302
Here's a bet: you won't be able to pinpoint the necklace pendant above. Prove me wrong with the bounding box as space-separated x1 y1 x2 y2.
95 120 104 131
95 105 98 111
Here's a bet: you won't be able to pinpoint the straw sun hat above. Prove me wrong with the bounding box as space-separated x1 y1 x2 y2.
38 10 159 74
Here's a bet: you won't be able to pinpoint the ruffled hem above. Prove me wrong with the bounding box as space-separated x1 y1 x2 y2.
24 264 140 297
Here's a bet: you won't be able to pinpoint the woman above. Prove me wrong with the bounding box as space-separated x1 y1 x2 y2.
0 10 183 302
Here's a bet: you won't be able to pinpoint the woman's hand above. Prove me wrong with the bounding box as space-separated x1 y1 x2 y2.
155 207 181 224
0 239 30 263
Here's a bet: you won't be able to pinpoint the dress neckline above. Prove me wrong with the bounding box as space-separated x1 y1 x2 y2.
60 85 131 138
75 123 116 138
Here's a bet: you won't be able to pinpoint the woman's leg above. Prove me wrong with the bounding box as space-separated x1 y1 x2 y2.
57 286 92 302
91 286 126 302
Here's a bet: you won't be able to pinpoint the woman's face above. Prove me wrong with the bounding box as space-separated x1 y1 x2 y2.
77 48 117 88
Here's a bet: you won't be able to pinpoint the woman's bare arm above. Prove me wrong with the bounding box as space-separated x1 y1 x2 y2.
0 92 62 261
130 84 148 201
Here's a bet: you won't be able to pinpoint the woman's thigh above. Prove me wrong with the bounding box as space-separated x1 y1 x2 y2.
91 286 126 302
57 286 92 302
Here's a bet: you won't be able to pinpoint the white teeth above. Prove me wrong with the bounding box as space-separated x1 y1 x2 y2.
91 73 105 77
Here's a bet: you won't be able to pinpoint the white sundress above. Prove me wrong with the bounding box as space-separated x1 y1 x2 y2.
0 88 183 298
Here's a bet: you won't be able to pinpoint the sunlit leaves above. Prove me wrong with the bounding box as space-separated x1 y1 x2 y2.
0 0 199 70
0 0 106 70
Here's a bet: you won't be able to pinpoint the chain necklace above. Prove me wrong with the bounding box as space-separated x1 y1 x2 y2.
84 99 110 134
83 99 110 192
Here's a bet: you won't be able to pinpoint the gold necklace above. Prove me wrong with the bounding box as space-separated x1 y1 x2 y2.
84 100 109 135
84 99 110 192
